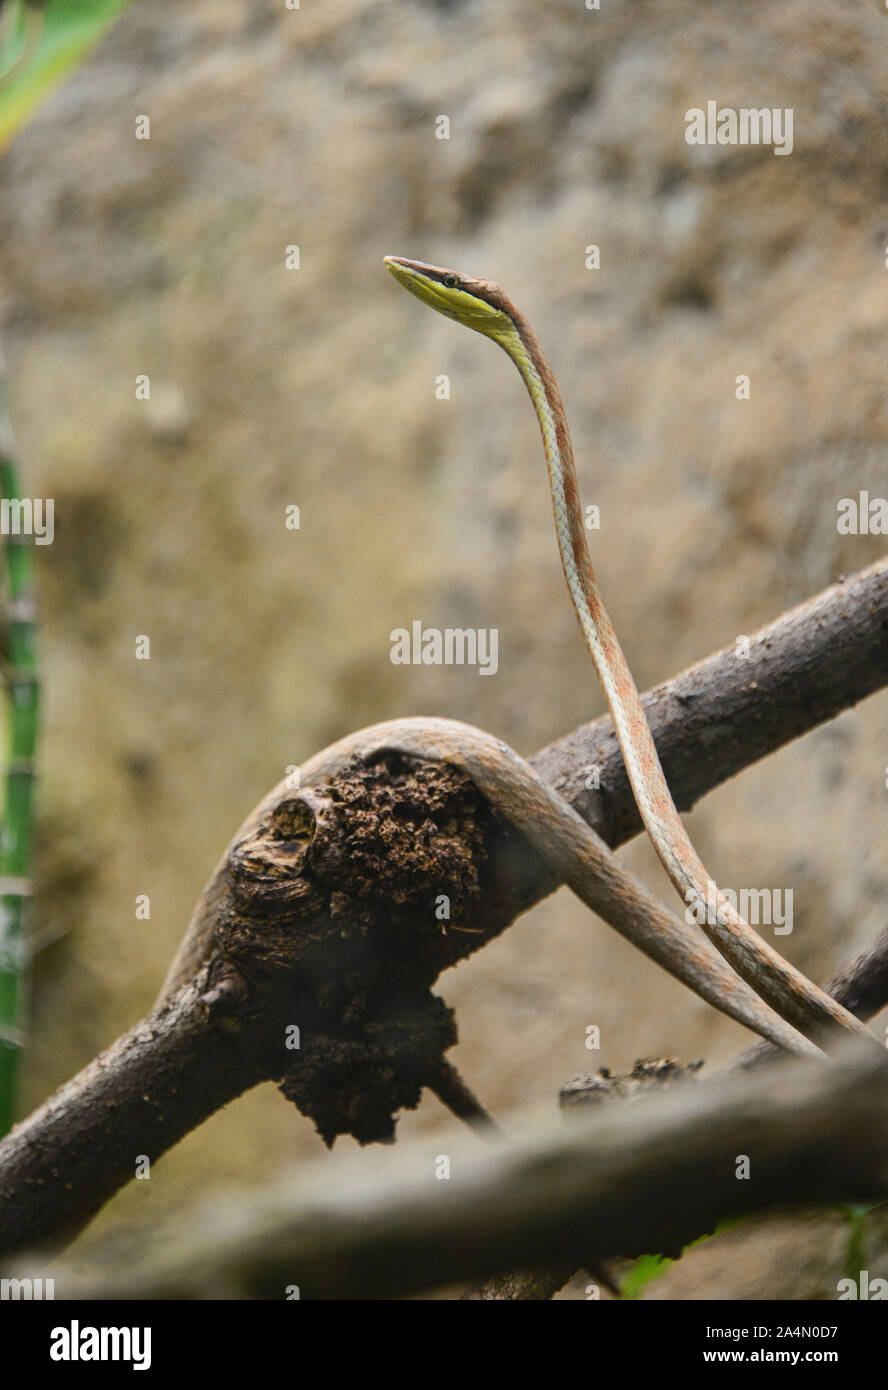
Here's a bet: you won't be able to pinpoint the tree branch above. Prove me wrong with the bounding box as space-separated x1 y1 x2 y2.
532 557 888 851
0 559 886 1258
737 922 888 1070
32 1043 888 1301
0 984 275 1252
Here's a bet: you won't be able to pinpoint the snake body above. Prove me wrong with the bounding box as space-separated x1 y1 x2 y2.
384 256 871 1051
159 260 871 1061
161 716 816 1055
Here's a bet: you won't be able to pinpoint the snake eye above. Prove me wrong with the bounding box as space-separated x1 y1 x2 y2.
442 273 460 289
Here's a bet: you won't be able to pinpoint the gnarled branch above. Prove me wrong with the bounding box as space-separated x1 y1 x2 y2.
0 559 886 1258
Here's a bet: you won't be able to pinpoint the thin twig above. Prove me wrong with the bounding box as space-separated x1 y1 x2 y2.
425 1060 503 1138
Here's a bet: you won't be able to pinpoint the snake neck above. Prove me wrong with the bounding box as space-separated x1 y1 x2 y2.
491 312 872 1049
492 317 648 751
495 317 704 871
493 319 601 649
493 316 709 899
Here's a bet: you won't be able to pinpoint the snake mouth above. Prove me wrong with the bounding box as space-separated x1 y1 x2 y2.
383 256 463 318
384 254 442 289
384 255 512 334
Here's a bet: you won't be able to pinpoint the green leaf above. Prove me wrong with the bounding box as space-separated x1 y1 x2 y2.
619 1252 675 1300
619 1218 746 1298
0 0 136 151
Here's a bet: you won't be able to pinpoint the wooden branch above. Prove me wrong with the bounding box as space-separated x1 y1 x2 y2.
460 1269 575 1301
32 1043 888 1301
0 558 886 1259
532 557 888 851
0 984 276 1253
736 923 888 1070
408 557 888 954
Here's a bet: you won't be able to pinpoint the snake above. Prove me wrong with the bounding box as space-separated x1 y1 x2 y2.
380 255 873 1053
159 259 870 1060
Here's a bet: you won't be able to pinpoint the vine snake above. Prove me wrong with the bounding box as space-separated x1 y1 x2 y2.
160 261 867 1061
383 255 873 1053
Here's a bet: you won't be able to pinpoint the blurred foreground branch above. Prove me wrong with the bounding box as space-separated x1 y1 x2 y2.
35 1043 888 1300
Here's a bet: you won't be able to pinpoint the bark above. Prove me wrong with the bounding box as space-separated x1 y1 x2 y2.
0 558 886 1259
0 985 272 1251
532 557 888 851
35 1044 888 1301
736 922 888 1070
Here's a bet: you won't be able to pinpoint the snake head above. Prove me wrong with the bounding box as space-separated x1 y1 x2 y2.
384 255 516 341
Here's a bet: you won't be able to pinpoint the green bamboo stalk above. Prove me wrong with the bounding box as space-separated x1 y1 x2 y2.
0 362 39 1137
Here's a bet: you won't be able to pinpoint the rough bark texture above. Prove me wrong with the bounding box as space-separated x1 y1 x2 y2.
736 923 888 1071
0 767 485 1255
446 559 888 944
0 983 274 1250
0 560 886 1259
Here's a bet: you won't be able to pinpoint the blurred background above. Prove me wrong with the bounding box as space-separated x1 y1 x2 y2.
1 0 887 1297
